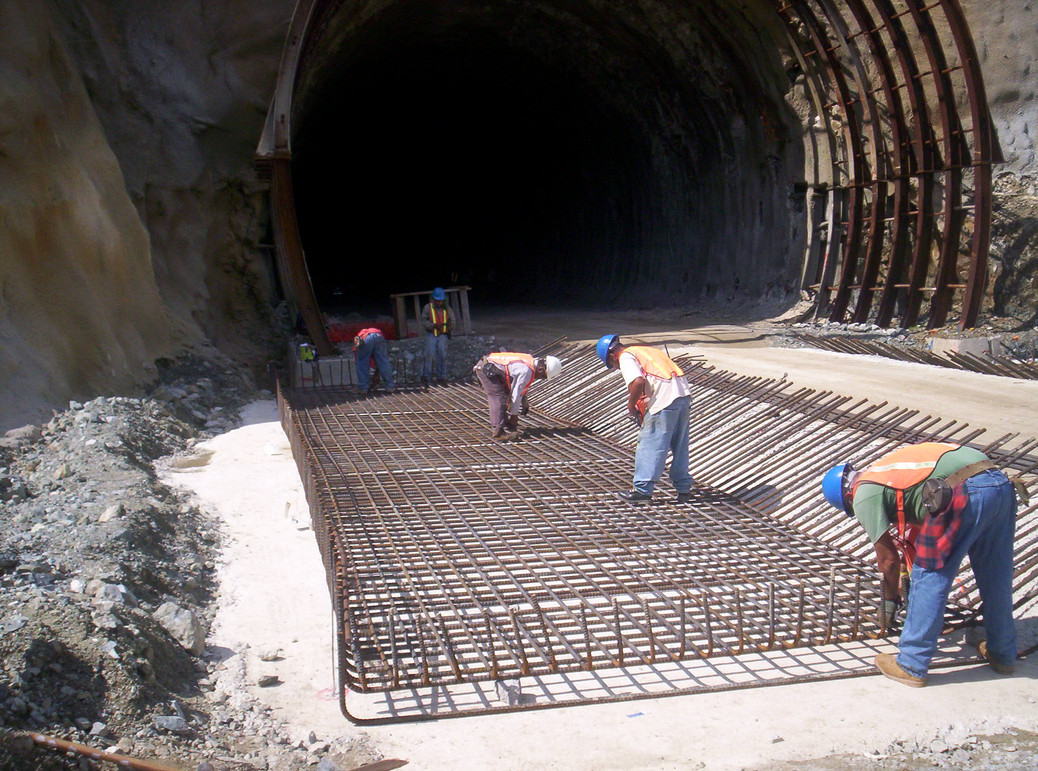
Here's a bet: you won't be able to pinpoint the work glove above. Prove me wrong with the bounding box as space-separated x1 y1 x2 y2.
876 597 903 630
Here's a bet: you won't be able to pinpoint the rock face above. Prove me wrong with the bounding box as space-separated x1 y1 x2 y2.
0 0 293 431
1 0 1036 431
0 0 180 429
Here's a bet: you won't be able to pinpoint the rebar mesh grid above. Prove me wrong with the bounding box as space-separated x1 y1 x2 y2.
285 385 880 695
279 343 1038 721
793 334 1038 380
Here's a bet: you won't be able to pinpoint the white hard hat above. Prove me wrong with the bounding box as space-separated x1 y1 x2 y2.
543 355 562 380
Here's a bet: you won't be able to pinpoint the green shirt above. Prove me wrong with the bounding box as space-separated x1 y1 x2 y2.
851 445 988 543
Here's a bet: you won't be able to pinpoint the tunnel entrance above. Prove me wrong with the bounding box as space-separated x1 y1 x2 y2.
285 0 802 324
258 0 999 353
294 39 660 310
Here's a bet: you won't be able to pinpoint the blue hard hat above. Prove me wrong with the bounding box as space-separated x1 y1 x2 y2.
822 463 855 515
432 287 446 301
596 334 620 368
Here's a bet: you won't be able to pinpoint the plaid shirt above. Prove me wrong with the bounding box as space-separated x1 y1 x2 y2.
914 483 970 571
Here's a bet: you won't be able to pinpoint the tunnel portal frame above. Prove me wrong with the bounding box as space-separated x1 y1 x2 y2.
256 0 1000 345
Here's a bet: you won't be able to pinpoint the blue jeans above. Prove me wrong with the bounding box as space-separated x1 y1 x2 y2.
898 469 1017 677
632 395 692 495
355 334 395 391
422 333 449 380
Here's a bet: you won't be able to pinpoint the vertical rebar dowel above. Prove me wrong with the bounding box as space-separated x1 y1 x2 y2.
679 596 687 657
852 575 862 638
437 615 462 679
581 606 593 670
643 599 656 663
614 599 624 667
532 602 557 672
510 608 530 676
825 568 837 644
416 617 431 687
735 588 745 655
767 583 776 650
348 604 367 691
704 594 714 658
388 609 399 689
485 611 499 680
794 582 806 645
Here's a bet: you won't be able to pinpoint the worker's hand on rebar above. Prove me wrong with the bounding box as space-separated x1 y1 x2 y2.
876 597 903 630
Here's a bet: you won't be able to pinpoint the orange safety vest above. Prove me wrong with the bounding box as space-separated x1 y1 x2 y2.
430 305 447 336
625 346 684 379
854 441 961 571
487 352 536 396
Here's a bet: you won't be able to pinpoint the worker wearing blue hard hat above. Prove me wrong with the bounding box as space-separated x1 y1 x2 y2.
421 287 455 386
597 334 694 504
821 442 1021 687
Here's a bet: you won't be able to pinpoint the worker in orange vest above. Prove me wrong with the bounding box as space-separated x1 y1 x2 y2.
822 441 1019 687
352 328 395 393
597 334 694 504
420 287 455 385
473 352 562 440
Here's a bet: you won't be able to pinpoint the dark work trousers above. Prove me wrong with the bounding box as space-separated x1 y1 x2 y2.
475 365 509 432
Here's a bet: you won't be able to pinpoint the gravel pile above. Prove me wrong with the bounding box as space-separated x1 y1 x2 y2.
0 351 377 770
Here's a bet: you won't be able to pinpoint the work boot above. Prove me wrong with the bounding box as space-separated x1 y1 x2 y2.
676 492 693 504
874 653 926 688
618 490 652 504
978 640 1015 675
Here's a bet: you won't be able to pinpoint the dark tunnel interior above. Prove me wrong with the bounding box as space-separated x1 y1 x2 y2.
291 1 806 318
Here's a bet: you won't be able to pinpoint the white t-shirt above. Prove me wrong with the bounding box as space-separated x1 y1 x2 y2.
503 361 535 415
618 350 690 414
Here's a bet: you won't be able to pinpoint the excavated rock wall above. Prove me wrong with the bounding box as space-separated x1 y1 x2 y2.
0 0 180 430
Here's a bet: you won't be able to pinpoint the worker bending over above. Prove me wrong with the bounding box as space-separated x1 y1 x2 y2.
352 328 396 393
473 352 562 441
421 287 455 385
822 441 1019 687
597 334 693 504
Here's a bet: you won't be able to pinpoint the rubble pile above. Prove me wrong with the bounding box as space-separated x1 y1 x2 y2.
0 353 374 770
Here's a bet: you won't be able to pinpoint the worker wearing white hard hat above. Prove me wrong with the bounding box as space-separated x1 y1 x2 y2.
473 352 562 441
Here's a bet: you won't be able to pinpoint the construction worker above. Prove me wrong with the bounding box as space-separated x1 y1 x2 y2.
596 334 693 504
421 287 455 385
473 352 562 441
821 441 1019 687
353 328 396 393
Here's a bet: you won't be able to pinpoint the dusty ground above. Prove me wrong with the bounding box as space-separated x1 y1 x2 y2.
163 305 1038 771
